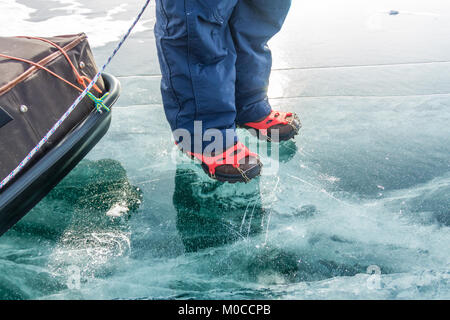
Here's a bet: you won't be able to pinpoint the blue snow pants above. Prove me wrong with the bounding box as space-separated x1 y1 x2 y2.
155 0 291 153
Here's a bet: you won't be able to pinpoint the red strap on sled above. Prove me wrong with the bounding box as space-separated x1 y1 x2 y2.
244 110 293 137
16 36 102 94
0 36 103 95
187 142 258 176
0 53 85 93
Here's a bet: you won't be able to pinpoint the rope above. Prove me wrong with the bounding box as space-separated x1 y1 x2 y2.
0 0 151 191
0 38 106 110
0 53 85 93
16 36 103 93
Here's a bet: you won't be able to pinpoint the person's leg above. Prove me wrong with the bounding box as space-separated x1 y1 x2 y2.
154 0 239 154
155 0 262 182
229 0 292 125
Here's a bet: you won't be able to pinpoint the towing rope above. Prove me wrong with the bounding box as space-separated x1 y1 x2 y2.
0 0 151 191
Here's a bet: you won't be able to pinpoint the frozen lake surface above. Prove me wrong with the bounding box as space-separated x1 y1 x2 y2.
0 0 449 299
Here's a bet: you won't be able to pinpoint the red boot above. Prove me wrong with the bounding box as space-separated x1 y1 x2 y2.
186 142 262 183
241 110 301 142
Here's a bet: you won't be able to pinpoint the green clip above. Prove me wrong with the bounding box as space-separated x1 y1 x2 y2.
87 91 110 113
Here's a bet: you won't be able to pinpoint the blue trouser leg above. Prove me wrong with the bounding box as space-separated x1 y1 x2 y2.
155 0 239 154
154 0 290 153
230 0 292 125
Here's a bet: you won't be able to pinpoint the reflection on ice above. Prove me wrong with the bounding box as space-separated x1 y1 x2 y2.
174 165 265 252
0 159 142 298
